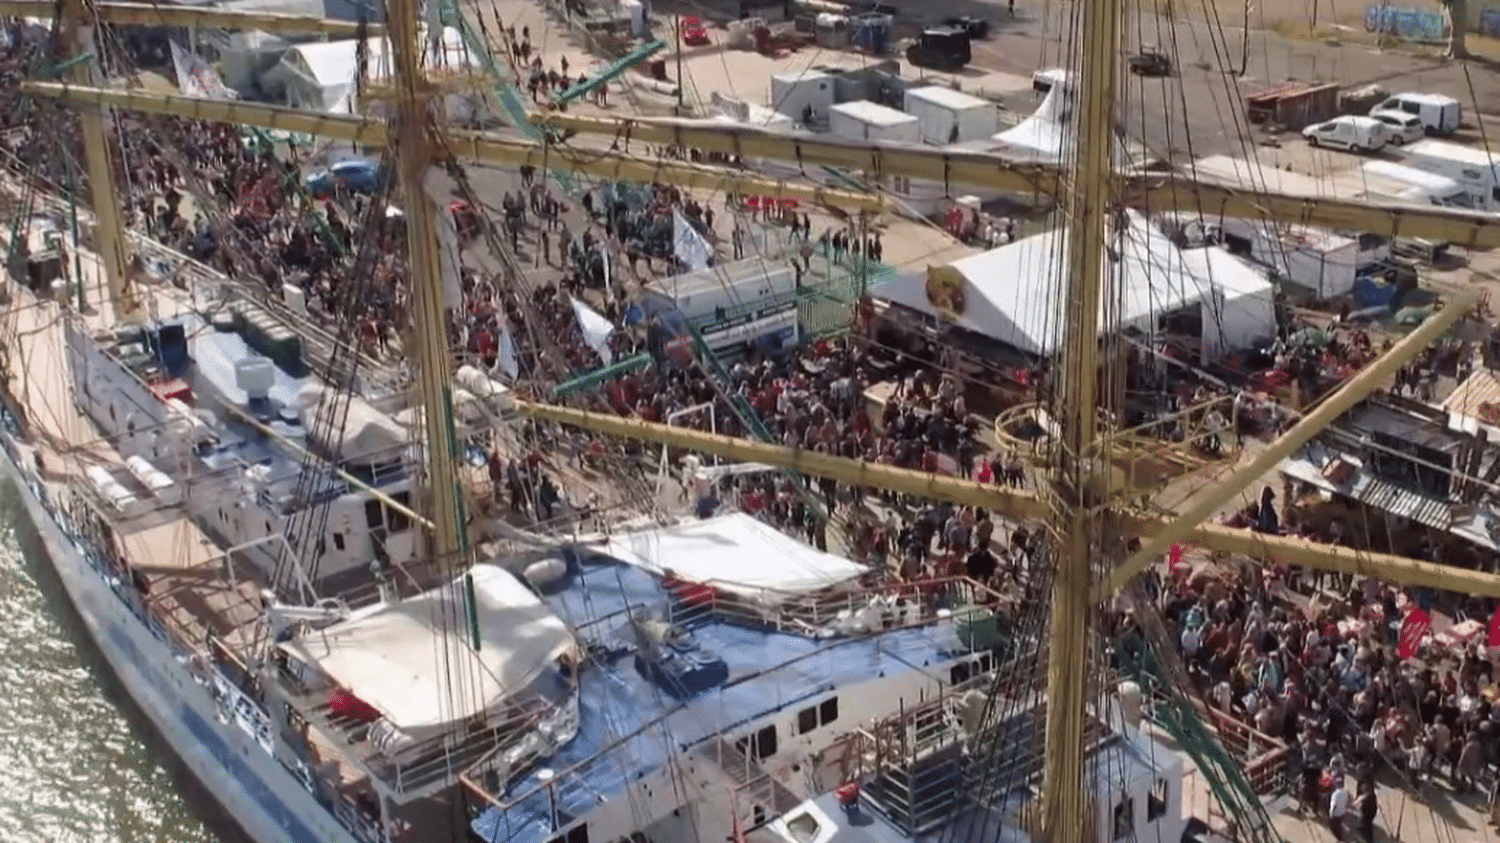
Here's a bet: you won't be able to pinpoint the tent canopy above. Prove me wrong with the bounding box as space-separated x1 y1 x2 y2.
989 73 1133 164
873 210 1274 358
270 25 473 111
279 565 574 737
602 513 866 600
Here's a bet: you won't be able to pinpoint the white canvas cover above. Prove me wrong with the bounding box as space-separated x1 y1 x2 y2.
279 565 573 736
603 513 866 600
297 384 406 465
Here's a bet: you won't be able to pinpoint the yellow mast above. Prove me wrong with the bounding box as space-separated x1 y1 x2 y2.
32 82 1500 247
1039 0 1121 837
61 0 137 320
386 0 471 575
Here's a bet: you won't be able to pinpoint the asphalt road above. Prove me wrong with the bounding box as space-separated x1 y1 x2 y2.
966 3 1500 160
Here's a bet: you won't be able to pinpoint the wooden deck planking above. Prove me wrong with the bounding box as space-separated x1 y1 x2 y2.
1 243 264 650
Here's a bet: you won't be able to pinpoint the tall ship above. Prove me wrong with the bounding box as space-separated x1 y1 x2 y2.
0 1 1498 843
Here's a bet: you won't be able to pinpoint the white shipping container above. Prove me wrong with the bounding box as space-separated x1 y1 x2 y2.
903 85 998 145
1217 219 1360 299
829 100 920 144
769 70 836 123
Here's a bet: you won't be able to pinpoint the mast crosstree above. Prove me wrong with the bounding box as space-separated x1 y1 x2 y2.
18 0 1496 838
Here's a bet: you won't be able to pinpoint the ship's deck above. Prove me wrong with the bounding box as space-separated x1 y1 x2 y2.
470 558 971 843
0 238 272 647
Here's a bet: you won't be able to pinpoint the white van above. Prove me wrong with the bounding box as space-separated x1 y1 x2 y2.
1368 93 1462 136
1302 115 1389 152
1369 110 1425 145
1359 160 1473 207
1402 139 1500 210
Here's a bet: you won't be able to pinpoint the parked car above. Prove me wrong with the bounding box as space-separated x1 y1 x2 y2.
1370 110 1425 145
304 159 385 198
1302 116 1389 152
1367 92 1462 135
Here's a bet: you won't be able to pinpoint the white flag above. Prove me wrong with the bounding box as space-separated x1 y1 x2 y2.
169 41 232 100
672 208 712 272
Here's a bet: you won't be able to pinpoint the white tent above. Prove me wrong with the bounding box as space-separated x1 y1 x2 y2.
279 565 574 738
873 210 1275 362
988 72 1133 165
267 25 478 114
602 513 866 601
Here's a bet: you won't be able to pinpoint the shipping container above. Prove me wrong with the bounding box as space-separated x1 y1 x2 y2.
769 69 836 124
903 85 997 145
828 100 919 143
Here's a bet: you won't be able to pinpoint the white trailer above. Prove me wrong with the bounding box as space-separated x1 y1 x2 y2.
640 258 800 355
903 85 998 145
828 100 920 144
1184 156 1365 292
1402 139 1500 210
769 69 836 124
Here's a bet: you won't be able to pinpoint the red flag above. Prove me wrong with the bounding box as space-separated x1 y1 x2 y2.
1487 606 1500 648
328 688 382 723
1168 543 1188 575
1397 609 1432 660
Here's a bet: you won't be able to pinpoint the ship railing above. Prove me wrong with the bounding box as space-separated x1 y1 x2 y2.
24 470 385 843
665 574 1008 641
1110 666 1288 797
277 651 565 803
0 144 404 399
4 425 385 843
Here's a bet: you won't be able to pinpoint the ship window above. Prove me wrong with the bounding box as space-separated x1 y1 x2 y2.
950 662 972 685
797 706 818 734
364 499 384 529
546 824 589 843
1148 779 1168 820
332 532 345 551
387 491 412 533
739 725 777 759
819 697 839 726
1113 796 1134 840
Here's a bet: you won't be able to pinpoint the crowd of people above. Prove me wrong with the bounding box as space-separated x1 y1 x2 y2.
8 30 1500 843
1113 521 1500 841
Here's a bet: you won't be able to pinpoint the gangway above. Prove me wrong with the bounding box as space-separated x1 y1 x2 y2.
554 39 667 106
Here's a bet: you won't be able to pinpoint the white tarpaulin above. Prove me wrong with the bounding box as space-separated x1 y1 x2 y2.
297 384 406 465
169 41 233 100
279 565 574 736
603 513 866 601
672 209 712 272
571 297 617 364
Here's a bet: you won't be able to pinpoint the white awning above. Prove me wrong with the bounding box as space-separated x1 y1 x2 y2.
603 513 865 601
279 565 574 735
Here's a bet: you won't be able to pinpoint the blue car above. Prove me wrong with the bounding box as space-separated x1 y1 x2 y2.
304 159 385 198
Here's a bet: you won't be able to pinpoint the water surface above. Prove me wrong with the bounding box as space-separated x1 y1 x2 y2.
0 481 236 843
